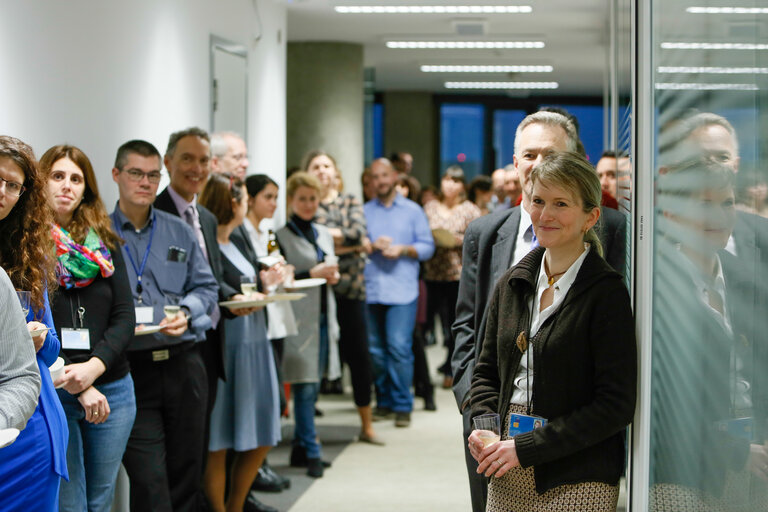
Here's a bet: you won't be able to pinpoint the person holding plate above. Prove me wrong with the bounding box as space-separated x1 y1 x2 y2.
0 136 69 511
109 139 219 512
423 165 481 389
469 152 635 512
276 171 341 478
199 173 281 512
40 144 137 512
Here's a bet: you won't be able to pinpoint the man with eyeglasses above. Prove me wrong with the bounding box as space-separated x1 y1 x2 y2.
110 139 219 512
210 131 249 180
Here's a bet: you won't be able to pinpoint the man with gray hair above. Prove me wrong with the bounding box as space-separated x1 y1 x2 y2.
210 131 249 180
451 110 627 512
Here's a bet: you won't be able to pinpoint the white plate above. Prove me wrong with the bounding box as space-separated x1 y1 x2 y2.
0 428 20 449
29 326 49 337
286 278 326 290
268 293 307 302
258 255 283 267
134 325 163 336
219 298 273 309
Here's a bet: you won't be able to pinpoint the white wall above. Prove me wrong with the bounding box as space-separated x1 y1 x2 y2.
0 0 287 216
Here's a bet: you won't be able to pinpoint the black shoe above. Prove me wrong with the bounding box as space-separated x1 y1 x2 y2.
314 406 324 417
251 466 283 493
244 492 278 512
372 406 393 421
262 461 290 490
307 458 324 478
424 396 437 411
290 444 308 467
395 412 411 427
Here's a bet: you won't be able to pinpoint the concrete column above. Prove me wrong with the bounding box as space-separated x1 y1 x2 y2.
287 42 364 199
383 91 437 187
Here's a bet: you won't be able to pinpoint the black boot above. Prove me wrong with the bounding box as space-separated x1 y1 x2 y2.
262 460 290 490
290 444 308 467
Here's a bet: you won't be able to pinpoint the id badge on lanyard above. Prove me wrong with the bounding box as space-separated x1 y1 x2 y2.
509 413 548 437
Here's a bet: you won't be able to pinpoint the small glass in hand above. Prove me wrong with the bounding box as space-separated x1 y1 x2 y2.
16 290 31 318
163 293 181 321
473 413 501 447
240 276 257 297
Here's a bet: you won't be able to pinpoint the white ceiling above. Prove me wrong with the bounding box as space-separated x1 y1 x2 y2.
285 0 613 96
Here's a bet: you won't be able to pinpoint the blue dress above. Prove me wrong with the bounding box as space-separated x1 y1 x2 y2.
0 291 69 511
208 242 281 452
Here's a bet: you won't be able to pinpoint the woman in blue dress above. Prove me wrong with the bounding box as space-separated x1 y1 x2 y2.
199 173 281 512
0 136 69 511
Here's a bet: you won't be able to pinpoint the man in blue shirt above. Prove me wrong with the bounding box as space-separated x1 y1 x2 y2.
364 158 434 428
109 139 219 512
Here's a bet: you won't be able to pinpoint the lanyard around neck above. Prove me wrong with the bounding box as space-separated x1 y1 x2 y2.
114 212 157 303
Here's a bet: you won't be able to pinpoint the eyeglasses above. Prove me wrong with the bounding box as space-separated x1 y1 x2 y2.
122 168 162 184
0 176 26 197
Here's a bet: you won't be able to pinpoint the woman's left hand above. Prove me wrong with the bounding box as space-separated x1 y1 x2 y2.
78 386 110 424
473 437 520 478
26 321 47 352
56 357 106 395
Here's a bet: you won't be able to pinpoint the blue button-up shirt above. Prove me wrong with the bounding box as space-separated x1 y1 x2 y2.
110 204 219 351
364 194 435 305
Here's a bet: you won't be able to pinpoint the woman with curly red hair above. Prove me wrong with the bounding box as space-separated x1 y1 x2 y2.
0 135 69 511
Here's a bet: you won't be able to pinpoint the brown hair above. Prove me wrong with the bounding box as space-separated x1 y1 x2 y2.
0 136 56 311
199 172 245 225
529 151 603 257
397 174 421 202
286 171 322 198
40 145 121 250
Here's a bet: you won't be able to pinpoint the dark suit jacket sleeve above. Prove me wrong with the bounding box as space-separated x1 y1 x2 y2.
468 277 502 419
599 208 627 276
451 220 480 411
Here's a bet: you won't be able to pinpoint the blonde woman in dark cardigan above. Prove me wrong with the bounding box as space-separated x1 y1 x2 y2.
469 152 636 512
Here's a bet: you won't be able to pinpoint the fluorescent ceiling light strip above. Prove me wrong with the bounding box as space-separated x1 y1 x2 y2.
387 41 545 49
687 7 768 14
445 81 558 89
421 65 553 72
655 82 758 90
335 5 532 14
661 42 768 50
658 66 768 74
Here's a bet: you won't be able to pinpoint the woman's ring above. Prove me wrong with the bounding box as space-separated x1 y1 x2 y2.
495 460 503 466
93 411 99 416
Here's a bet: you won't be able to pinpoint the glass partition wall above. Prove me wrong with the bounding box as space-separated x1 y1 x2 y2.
633 2 768 510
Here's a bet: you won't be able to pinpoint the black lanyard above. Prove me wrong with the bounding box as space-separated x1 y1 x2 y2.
114 212 157 303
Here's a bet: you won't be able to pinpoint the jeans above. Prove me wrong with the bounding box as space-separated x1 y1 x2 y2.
57 373 137 512
367 299 418 413
292 319 328 460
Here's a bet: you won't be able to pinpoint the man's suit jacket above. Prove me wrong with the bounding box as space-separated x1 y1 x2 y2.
154 187 237 382
451 205 627 410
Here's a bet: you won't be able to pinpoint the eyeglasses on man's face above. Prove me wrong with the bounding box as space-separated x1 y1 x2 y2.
0 176 25 197
121 168 162 184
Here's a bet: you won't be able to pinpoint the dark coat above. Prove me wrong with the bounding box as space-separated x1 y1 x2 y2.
154 187 235 381
470 247 636 494
451 205 627 410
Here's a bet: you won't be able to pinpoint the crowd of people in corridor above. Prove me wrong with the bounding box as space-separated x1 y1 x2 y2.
1 106 767 512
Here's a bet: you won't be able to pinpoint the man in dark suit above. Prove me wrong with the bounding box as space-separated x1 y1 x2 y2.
451 111 627 512
154 128 271 511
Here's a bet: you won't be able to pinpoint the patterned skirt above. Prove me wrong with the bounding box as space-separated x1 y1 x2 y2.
486 404 620 512
650 471 768 512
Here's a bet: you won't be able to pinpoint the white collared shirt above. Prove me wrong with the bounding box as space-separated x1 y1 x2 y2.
511 244 591 406
511 206 535 268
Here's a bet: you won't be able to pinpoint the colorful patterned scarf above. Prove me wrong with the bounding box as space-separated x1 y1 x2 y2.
53 225 115 289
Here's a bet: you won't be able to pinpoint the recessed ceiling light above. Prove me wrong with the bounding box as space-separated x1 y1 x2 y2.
335 5 532 14
686 7 768 14
387 41 545 49
445 81 558 89
655 82 758 90
421 65 553 72
658 66 768 74
661 42 768 50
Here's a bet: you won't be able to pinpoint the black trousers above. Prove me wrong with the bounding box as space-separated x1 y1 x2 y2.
462 405 488 512
426 280 460 377
123 345 208 512
412 325 434 399
335 294 374 407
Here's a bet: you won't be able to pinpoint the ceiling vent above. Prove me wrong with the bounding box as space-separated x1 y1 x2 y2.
452 19 487 36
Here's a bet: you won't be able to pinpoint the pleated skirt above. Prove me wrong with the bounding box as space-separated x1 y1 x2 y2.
486 404 619 512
